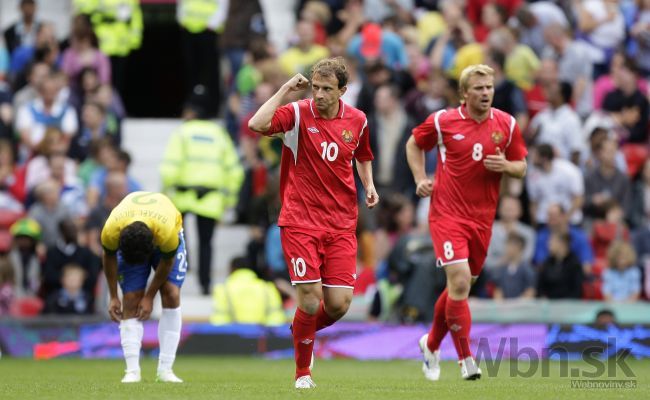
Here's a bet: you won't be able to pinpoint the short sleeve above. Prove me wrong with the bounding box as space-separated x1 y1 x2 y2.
100 222 119 253
505 119 528 161
267 103 296 136
412 113 438 152
354 119 373 162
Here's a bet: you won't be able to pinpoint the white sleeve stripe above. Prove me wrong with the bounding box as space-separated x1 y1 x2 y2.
435 109 447 163
360 118 368 137
507 115 515 148
281 102 300 164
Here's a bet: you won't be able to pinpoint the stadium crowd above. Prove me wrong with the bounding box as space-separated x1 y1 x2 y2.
1 0 650 323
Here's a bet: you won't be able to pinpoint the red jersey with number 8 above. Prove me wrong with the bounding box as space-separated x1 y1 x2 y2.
266 99 373 233
412 105 527 229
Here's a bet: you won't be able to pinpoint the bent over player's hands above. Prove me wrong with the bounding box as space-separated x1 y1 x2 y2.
136 296 154 321
365 185 379 209
284 73 310 92
416 178 433 197
108 297 122 322
483 147 508 173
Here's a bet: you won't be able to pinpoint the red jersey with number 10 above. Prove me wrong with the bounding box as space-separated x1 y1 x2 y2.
266 99 373 233
412 105 527 229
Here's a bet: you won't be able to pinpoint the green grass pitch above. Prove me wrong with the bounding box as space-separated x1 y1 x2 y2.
0 357 648 399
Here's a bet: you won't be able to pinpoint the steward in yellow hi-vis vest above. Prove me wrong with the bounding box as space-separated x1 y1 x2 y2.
160 91 243 294
87 0 143 57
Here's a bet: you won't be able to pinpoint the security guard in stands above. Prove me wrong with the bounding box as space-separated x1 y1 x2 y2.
210 256 286 326
73 0 143 95
160 85 244 295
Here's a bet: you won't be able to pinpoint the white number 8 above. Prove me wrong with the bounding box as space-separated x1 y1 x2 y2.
472 143 483 161
443 241 454 260
291 257 307 277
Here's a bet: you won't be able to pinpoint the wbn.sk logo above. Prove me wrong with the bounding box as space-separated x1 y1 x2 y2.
474 337 636 379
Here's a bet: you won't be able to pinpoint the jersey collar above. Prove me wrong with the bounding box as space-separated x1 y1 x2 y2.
458 104 493 121
309 99 346 119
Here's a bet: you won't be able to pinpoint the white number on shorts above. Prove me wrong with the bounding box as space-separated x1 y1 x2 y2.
472 143 483 161
177 250 187 273
320 141 339 162
443 241 455 260
291 257 307 277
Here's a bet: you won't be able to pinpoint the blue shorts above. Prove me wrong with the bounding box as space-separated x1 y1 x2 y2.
117 231 187 293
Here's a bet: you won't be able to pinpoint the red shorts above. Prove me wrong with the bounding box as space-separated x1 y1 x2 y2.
280 226 357 288
429 217 492 277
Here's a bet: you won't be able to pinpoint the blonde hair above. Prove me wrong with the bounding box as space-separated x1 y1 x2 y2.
607 241 637 269
458 64 495 96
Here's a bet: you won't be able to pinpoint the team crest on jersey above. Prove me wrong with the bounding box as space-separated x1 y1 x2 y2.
342 129 354 143
491 131 504 144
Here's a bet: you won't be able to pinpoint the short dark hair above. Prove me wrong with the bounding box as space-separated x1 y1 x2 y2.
506 232 526 249
311 57 349 89
536 143 555 161
119 221 154 264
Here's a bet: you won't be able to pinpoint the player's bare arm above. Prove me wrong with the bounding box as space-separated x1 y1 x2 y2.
248 73 309 133
356 160 379 208
405 135 433 197
483 147 527 178
136 257 174 321
103 251 122 322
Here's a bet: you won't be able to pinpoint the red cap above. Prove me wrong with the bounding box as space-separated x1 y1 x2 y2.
360 23 382 58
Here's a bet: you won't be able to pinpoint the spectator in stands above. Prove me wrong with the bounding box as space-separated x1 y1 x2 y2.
533 203 594 273
347 22 409 71
28 179 73 248
510 1 569 57
93 83 124 144
43 263 93 315
486 195 536 270
12 61 49 112
374 193 415 268
574 0 625 78
222 0 266 86
62 15 110 96
537 231 584 299
542 23 594 118
15 74 78 162
486 27 540 92
265 221 295 302
83 171 128 257
602 241 642 302
8 217 42 297
0 63 12 142
9 21 59 89
40 218 99 301
24 128 76 194
584 139 631 220
591 201 631 260
3 0 40 56
368 84 414 198
428 0 474 76
593 51 649 110
87 148 141 209
404 68 449 124
630 158 650 228
580 126 628 175
484 49 529 130
0 256 15 316
601 55 650 144
630 0 650 77
210 256 285 325
527 144 585 226
279 19 330 78
527 81 583 163
0 139 26 212
69 101 107 161
491 232 536 300
594 308 617 326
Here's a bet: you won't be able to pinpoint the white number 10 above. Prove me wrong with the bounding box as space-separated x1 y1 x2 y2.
320 141 339 161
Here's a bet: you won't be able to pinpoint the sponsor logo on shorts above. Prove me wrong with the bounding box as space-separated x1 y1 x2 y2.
301 339 313 345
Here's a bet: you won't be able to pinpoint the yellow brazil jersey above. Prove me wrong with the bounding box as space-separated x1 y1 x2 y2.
101 191 183 257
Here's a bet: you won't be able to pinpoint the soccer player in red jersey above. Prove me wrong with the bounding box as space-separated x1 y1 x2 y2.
406 64 528 380
248 57 379 389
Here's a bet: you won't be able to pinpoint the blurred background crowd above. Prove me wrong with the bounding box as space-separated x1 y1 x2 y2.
1 0 649 325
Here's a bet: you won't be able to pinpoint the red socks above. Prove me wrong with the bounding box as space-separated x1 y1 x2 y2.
315 301 337 332
292 308 317 379
445 297 472 360
427 288 449 352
